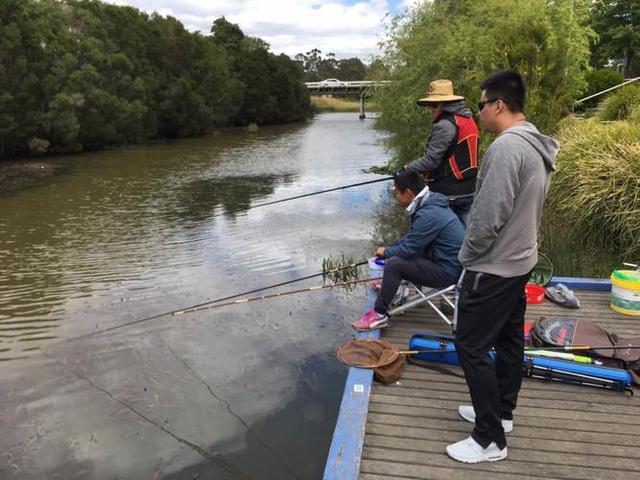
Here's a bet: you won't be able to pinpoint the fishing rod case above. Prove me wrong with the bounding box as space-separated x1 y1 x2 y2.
530 316 640 385
523 355 632 393
408 333 495 366
408 332 633 393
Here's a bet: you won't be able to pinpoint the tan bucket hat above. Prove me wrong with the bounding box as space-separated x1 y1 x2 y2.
416 79 464 106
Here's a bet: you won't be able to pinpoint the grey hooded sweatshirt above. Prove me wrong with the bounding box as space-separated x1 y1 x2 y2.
458 122 559 277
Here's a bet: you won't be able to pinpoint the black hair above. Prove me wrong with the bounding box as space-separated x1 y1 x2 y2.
393 170 424 195
480 70 526 113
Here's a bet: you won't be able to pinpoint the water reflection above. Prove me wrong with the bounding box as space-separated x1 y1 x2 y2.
0 113 390 479
168 173 297 225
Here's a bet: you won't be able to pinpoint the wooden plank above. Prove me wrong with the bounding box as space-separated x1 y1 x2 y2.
360 459 548 480
356 288 640 479
364 429 640 469
369 391 640 419
388 379 636 407
362 446 635 480
367 401 640 437
366 411 639 445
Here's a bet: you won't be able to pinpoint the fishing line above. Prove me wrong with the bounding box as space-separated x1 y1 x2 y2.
40 349 255 480
175 276 381 314
249 176 393 209
51 260 370 345
46 175 394 345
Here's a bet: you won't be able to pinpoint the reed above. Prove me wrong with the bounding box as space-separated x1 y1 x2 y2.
546 118 640 259
322 255 362 288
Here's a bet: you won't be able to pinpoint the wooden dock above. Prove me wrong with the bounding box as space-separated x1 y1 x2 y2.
359 289 640 480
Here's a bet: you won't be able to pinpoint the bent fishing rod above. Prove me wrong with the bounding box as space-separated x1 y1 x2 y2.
174 276 381 314
53 260 370 344
250 176 393 209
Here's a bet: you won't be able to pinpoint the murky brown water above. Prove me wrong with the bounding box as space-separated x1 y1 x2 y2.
0 113 393 479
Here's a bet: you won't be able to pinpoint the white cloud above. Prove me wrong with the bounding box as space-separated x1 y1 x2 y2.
102 0 398 59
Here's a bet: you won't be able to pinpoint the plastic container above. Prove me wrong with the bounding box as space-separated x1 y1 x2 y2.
368 257 385 273
610 269 640 316
525 284 545 304
523 321 534 342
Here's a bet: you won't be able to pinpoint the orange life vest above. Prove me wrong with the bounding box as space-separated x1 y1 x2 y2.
435 112 479 182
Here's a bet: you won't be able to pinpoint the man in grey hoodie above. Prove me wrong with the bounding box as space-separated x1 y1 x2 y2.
446 70 559 464
405 79 480 226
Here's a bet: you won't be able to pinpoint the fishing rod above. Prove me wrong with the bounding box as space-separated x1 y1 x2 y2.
524 345 640 352
175 276 382 314
525 349 602 365
250 176 393 209
54 260 370 344
172 260 368 315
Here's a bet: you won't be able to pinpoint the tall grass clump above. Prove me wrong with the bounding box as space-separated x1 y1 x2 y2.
546 118 640 259
597 84 640 121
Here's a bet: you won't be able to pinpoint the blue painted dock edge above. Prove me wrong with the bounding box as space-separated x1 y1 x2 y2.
322 275 611 479
323 284 379 480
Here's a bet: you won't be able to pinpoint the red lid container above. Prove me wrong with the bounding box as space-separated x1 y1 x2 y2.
525 284 545 304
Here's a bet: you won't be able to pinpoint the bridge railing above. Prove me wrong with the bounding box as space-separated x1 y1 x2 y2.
305 80 391 89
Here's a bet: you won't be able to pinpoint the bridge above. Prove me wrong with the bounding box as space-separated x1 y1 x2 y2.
305 79 391 119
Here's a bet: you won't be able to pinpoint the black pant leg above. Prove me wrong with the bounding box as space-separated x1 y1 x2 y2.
374 256 456 314
374 256 404 313
495 277 529 420
454 270 530 449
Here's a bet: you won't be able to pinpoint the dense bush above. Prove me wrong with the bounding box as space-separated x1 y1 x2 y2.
546 118 640 257
374 0 594 170
597 84 640 121
579 69 624 108
0 1 312 159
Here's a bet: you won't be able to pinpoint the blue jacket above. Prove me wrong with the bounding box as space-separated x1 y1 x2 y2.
384 191 464 278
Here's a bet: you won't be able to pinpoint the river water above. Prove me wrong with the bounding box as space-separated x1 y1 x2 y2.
0 113 394 479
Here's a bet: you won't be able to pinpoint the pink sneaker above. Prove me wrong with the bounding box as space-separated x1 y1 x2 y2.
352 309 389 331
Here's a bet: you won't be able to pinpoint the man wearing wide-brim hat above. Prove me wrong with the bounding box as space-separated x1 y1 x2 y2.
404 79 479 227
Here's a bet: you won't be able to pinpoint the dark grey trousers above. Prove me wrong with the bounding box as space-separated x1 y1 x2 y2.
374 256 458 314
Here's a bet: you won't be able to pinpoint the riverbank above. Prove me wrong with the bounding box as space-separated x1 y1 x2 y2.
0 121 307 195
311 96 378 113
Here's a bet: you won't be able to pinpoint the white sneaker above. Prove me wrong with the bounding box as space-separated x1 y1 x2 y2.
446 435 507 463
458 405 513 433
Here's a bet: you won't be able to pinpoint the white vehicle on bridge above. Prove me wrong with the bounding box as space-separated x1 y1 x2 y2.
319 78 345 87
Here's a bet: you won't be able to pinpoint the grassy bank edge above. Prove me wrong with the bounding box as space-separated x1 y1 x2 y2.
311 96 378 113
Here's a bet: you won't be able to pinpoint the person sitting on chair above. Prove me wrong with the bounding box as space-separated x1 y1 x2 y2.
353 170 465 331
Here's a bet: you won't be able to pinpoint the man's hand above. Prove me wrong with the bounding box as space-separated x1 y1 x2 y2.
375 246 385 258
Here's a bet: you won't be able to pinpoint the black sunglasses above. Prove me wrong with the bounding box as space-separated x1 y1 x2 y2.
478 98 502 111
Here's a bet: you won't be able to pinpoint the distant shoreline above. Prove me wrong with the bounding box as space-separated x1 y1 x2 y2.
311 96 378 113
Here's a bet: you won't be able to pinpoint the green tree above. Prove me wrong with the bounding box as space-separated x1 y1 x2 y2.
0 1 311 159
375 0 594 169
337 58 367 80
590 0 640 77
213 17 311 126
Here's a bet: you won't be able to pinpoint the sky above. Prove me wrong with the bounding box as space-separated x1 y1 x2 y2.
103 0 422 60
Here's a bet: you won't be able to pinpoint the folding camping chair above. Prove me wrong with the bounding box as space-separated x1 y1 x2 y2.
386 281 458 332
367 257 458 332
